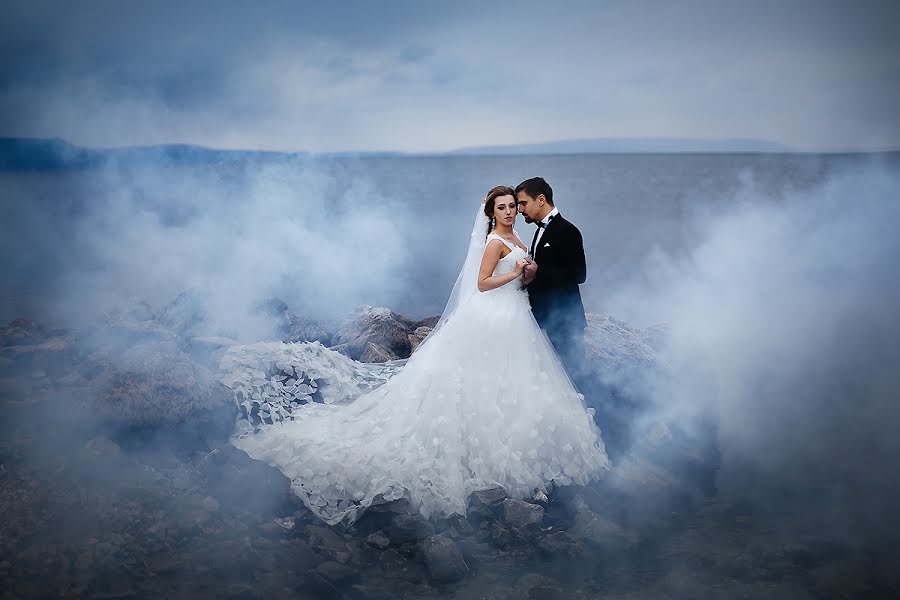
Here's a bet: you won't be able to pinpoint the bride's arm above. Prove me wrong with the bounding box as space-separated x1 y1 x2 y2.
478 240 525 292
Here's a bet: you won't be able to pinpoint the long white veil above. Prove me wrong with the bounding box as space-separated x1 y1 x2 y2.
415 202 488 351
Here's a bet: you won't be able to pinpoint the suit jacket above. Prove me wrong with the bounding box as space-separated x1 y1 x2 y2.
526 214 588 334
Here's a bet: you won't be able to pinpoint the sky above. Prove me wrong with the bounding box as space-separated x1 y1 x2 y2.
1 0 899 152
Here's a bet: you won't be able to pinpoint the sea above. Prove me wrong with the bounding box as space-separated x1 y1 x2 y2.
1 152 897 331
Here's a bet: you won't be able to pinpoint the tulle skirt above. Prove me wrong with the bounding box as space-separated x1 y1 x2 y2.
230 284 608 525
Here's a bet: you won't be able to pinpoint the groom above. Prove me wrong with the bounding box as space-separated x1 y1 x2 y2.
517 177 588 377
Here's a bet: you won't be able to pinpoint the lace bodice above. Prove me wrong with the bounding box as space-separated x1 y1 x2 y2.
487 233 527 279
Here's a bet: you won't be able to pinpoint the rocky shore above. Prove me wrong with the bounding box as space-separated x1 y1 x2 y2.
0 293 873 599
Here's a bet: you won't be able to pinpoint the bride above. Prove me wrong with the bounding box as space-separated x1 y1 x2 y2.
231 185 609 526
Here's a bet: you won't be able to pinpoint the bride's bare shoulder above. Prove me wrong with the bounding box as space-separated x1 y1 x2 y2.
484 237 511 258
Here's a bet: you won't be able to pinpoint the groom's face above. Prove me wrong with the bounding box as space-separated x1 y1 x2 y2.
516 191 543 224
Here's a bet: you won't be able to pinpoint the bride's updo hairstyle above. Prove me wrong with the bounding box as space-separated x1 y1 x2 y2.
483 185 516 238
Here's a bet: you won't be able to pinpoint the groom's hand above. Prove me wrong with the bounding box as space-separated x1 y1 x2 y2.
522 260 538 285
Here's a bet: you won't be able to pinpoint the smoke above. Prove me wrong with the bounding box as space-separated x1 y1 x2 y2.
1 157 410 339
607 158 900 553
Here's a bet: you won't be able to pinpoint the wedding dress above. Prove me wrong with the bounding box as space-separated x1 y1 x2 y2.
230 207 609 526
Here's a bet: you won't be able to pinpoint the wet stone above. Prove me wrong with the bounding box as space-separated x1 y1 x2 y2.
469 486 509 507
420 534 469 583
315 560 357 584
302 569 339 598
489 522 512 549
537 530 584 557
366 531 391 549
501 498 544 529
387 514 435 545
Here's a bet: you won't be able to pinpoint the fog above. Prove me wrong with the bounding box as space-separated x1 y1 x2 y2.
2 153 899 596
607 159 900 556
1 158 414 339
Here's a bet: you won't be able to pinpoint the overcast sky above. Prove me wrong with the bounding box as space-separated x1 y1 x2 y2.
1 0 898 152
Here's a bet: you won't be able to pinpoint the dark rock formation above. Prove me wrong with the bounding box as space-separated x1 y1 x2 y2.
330 305 417 362
500 498 545 530
420 534 469 582
90 341 232 427
158 288 208 338
584 312 668 375
387 514 435 545
198 445 292 515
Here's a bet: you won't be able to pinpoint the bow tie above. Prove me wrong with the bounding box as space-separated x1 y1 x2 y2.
536 214 556 229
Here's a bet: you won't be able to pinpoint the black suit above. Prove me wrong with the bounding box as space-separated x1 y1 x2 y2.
526 213 588 368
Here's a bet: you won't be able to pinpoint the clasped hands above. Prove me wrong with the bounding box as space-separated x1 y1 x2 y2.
519 255 538 286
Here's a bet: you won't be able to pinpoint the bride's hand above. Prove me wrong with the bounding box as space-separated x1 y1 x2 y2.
515 258 528 275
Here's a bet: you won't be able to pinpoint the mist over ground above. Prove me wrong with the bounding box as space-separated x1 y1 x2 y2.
2 151 899 597
607 158 900 561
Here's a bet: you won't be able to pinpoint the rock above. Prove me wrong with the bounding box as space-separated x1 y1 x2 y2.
284 314 332 346
407 326 432 354
387 514 435 545
514 574 567 600
489 523 512 549
158 288 208 337
420 534 469 583
305 525 350 561
330 305 416 362
0 317 50 346
358 341 399 363
100 296 174 343
569 495 637 550
198 445 292 515
501 499 544 530
366 531 391 549
446 514 475 537
1 333 76 363
469 486 509 508
90 341 232 427
367 497 414 515
537 531 584 557
185 336 239 366
315 560 357 584
302 569 339 598
378 548 427 582
415 315 441 329
584 312 666 375
84 436 121 456
531 489 550 506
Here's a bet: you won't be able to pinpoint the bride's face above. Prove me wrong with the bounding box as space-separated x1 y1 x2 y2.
493 195 517 227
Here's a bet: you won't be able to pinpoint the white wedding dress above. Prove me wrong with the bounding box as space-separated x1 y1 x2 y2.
230 231 609 526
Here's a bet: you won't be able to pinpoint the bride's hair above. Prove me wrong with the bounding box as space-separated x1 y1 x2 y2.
483 185 516 237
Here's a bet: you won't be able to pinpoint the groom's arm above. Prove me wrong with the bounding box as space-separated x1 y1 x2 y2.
533 225 587 287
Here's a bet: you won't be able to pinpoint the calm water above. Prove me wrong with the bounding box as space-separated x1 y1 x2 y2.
1 152 896 327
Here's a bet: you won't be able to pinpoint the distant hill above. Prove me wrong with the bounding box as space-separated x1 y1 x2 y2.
448 137 792 155
3 136 892 171
0 138 299 171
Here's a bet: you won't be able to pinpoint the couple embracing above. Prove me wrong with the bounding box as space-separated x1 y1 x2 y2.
233 177 608 526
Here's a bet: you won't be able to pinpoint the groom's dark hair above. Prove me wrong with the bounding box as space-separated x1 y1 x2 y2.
515 177 553 206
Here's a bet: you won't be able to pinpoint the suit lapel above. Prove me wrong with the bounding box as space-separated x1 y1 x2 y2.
534 214 560 261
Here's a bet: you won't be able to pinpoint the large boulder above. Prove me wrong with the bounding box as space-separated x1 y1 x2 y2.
584 312 668 375
284 314 332 346
420 534 469 583
0 318 77 378
255 297 333 346
158 288 208 338
407 326 433 354
1 318 47 346
90 340 232 427
198 445 292 515
330 305 418 362
500 498 544 530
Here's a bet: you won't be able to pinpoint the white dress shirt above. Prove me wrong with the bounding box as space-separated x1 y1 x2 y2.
533 206 559 255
